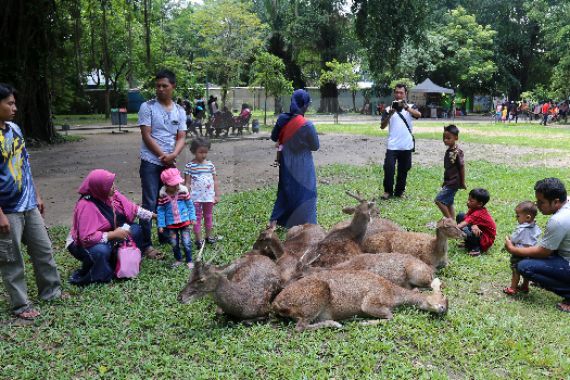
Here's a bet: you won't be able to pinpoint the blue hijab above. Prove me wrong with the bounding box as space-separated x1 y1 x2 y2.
289 89 311 115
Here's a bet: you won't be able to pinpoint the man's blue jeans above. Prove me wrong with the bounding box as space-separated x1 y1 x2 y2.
518 254 570 300
139 160 166 248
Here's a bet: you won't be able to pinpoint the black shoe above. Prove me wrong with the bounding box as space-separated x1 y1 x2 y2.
206 237 217 244
195 240 204 249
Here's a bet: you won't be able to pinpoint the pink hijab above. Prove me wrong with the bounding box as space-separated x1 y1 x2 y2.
71 169 139 248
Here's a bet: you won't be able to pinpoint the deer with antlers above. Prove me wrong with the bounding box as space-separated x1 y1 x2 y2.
177 243 281 321
308 191 375 267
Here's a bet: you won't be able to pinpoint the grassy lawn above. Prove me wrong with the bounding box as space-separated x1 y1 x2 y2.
1 159 569 378
316 122 570 152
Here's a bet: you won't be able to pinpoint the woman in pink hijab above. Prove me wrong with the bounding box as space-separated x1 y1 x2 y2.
67 169 154 285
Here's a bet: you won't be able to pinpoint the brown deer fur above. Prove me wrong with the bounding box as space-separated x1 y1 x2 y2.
272 271 447 331
361 218 465 268
178 254 281 321
331 253 435 289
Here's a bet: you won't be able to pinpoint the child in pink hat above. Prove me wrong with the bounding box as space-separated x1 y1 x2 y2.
157 168 197 268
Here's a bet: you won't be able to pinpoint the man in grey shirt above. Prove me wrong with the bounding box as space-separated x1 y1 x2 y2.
138 70 187 258
505 177 570 313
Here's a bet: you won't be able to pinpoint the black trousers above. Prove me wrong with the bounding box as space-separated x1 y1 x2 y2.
383 149 412 196
456 212 481 252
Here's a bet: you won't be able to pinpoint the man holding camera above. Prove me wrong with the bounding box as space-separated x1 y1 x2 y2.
380 83 421 200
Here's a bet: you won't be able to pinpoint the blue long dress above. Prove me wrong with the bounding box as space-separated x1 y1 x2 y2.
269 97 319 228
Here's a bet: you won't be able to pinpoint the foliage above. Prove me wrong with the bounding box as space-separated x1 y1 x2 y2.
251 52 293 123
188 0 269 104
432 7 497 95
389 78 416 92
352 0 430 84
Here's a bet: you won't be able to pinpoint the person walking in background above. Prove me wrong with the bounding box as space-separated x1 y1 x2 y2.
379 83 421 200
138 69 187 259
268 89 319 228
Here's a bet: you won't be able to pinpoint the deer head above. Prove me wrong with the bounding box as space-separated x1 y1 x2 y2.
177 261 224 304
252 227 283 259
421 278 448 315
436 217 466 239
343 191 376 235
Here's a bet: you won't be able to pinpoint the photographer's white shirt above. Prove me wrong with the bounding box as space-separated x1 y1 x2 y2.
382 104 417 151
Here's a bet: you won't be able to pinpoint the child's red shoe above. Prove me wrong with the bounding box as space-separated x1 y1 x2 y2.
503 287 518 296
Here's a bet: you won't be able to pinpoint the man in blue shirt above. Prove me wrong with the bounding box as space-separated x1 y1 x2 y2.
138 70 187 258
0 83 64 320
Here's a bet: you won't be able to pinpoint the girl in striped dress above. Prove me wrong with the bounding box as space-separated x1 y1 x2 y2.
184 137 220 249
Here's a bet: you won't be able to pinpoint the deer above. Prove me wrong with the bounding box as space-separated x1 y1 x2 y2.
329 203 404 235
178 244 281 322
361 217 466 269
272 270 447 331
331 253 435 289
309 192 375 268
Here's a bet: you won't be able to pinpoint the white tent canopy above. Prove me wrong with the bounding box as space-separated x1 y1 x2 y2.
411 79 454 94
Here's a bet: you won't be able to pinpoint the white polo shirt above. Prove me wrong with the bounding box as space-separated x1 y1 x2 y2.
382 104 417 151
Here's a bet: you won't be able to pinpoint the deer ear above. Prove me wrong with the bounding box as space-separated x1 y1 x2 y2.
431 278 442 292
342 207 356 215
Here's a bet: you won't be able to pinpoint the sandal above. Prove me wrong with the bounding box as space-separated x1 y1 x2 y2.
380 192 391 200
467 250 481 257
15 307 40 320
556 301 570 313
144 247 164 260
503 287 517 296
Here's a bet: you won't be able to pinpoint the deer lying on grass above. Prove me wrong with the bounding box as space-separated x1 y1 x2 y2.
361 218 466 269
272 271 447 331
330 204 404 234
310 192 375 267
331 253 435 289
178 247 281 321
252 227 318 286
283 224 326 257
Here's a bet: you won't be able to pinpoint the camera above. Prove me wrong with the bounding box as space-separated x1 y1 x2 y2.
392 100 404 112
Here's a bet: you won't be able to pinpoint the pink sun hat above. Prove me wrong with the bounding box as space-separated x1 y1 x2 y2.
160 168 184 186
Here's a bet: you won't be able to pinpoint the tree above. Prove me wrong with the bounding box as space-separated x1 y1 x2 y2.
319 60 361 112
189 0 268 105
432 7 497 96
0 1 58 141
251 52 293 125
352 0 429 84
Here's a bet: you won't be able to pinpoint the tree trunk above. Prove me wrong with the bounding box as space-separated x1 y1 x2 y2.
0 0 55 141
352 91 356 112
143 0 152 69
318 82 339 113
101 1 111 119
264 88 268 126
72 0 83 93
126 0 135 88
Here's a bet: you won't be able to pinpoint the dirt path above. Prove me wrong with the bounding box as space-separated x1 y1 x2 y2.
31 131 566 227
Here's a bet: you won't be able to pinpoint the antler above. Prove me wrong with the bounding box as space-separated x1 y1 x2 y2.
195 241 206 262
345 191 365 203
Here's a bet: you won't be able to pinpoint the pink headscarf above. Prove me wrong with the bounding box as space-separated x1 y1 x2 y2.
71 169 139 248
78 169 116 204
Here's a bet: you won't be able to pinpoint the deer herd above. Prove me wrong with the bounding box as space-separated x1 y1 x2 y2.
178 192 466 332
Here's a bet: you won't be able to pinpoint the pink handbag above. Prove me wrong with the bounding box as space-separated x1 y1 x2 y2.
115 238 142 279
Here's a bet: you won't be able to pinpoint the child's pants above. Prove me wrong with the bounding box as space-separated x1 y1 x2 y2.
456 212 482 253
167 226 193 263
193 202 214 235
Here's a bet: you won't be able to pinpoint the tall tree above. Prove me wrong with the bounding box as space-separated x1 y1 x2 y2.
189 0 268 105
251 52 293 125
0 0 58 141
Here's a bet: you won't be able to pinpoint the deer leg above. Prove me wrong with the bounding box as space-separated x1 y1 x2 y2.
361 296 393 320
304 320 343 331
359 319 388 326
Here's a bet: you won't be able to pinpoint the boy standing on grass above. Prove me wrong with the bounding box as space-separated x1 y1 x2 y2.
435 125 465 219
456 188 497 256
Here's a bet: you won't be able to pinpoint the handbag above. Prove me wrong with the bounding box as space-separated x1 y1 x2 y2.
115 237 142 279
396 111 415 152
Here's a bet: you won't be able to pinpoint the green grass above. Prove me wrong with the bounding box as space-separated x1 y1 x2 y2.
1 160 569 378
316 122 570 151
53 113 139 126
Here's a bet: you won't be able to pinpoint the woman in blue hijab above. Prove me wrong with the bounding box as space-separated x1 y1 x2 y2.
269 89 320 228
